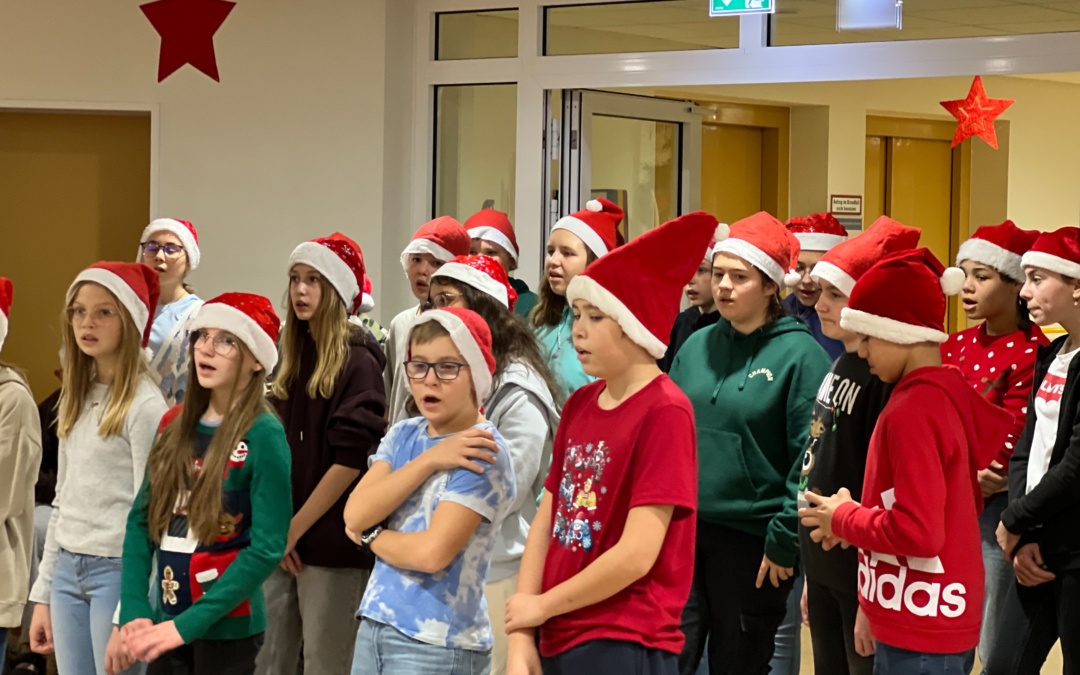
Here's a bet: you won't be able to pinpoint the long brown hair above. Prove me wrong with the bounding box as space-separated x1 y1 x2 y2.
271 275 353 400
529 250 598 329
147 340 272 545
58 282 152 438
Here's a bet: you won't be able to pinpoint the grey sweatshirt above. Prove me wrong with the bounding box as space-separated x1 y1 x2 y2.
29 376 167 604
384 305 419 425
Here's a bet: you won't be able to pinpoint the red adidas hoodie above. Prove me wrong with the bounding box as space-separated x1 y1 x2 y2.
831 366 1011 654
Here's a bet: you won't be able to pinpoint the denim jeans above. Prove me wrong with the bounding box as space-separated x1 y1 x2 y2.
977 495 1013 670
982 569 1080 675
768 574 803 675
352 618 490 675
1 626 7 675
50 549 144 675
872 643 975 675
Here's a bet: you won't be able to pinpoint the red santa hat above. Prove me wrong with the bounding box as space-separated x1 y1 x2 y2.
840 248 965 344
552 198 624 258
359 275 375 314
465 209 519 265
434 255 519 312
138 218 201 270
289 232 368 314
812 216 921 297
408 307 496 402
400 217 471 273
68 262 160 348
956 220 1039 282
188 292 281 372
713 212 802 288
1020 226 1080 279
0 277 11 353
786 213 848 252
566 211 719 359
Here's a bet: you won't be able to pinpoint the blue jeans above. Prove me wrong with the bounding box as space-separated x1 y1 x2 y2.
1 626 7 675
977 495 1012 671
50 549 144 675
769 574 803 675
352 618 490 675
873 643 975 675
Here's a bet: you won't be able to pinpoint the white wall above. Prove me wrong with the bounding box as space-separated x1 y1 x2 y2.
0 0 394 319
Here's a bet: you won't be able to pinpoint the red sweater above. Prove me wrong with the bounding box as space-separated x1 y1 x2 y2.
941 324 1048 468
832 367 1011 654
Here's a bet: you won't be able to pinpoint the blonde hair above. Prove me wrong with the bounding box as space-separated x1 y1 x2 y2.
148 340 272 545
58 282 151 438
271 276 353 400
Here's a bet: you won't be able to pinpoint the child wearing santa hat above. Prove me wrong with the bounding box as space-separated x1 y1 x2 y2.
669 212 831 675
0 278 43 667
532 198 624 398
384 217 471 424
255 234 389 675
784 213 848 361
115 293 292 674
27 263 169 674
428 255 562 675
658 239 721 373
939 220 1048 670
466 209 539 319
138 219 205 406
800 248 1012 673
505 212 715 675
344 307 516 675
993 227 1080 673
796 216 920 675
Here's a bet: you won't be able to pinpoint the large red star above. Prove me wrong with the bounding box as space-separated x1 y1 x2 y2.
940 76 1014 150
141 0 236 83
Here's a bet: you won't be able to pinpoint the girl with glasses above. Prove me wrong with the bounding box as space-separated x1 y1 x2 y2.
28 262 168 675
138 219 205 406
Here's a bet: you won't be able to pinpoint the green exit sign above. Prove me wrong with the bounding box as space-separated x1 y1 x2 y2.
710 0 774 16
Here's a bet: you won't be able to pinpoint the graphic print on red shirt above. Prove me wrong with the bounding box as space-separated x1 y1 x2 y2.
540 375 697 658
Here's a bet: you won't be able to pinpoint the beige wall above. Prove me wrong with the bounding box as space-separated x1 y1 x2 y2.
0 0 392 320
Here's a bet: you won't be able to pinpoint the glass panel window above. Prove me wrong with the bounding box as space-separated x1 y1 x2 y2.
434 84 518 223
545 0 738 56
437 10 518 60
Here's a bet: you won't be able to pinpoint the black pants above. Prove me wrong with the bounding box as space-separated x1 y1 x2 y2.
147 633 264 675
805 578 873 675
679 521 796 675
983 569 1080 675
543 640 677 675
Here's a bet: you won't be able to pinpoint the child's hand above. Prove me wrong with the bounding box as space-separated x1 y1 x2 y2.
105 625 135 675
799 488 856 544
978 461 1008 497
125 620 184 663
424 429 499 474
1012 543 1055 587
506 631 542 675
505 592 549 631
800 581 809 626
29 603 53 654
755 555 794 589
996 521 1021 561
854 607 876 657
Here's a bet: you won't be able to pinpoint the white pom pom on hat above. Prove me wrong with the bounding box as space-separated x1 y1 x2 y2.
714 222 730 242
586 199 603 212
940 267 966 296
784 269 803 287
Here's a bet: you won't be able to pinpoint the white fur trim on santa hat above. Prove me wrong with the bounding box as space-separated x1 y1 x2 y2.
566 275 667 359
1022 250 1080 280
839 307 949 345
795 232 847 252
140 219 200 270
552 216 610 258
435 262 510 309
810 260 857 298
188 303 279 372
70 268 150 337
713 239 786 288
468 226 519 263
359 293 375 313
410 312 492 402
290 241 360 311
0 312 7 353
955 239 1024 282
400 240 457 274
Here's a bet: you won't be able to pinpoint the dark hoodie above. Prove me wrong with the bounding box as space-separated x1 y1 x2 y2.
832 366 1011 654
272 325 388 568
670 315 831 567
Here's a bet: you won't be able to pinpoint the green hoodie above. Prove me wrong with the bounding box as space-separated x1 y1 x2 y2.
670 315 829 567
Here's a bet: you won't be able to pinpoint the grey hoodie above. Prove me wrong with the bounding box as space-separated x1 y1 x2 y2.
0 367 41 627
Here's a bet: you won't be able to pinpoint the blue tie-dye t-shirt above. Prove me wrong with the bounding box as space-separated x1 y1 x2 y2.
358 417 516 651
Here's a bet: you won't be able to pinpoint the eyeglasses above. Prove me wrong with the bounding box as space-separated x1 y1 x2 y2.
191 330 239 357
404 360 469 381
67 307 120 325
142 242 186 258
428 291 464 309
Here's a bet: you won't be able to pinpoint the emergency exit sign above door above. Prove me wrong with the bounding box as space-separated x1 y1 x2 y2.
710 0 774 16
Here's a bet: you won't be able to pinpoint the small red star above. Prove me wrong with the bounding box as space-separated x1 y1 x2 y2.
940 76 1014 150
141 0 237 83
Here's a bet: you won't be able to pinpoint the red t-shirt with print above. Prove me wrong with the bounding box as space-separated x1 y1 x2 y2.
539 375 697 657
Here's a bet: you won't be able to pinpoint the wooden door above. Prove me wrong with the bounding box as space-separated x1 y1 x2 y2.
701 123 764 225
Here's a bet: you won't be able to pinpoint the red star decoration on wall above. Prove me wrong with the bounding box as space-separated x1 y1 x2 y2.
940 76 1014 150
141 0 237 83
